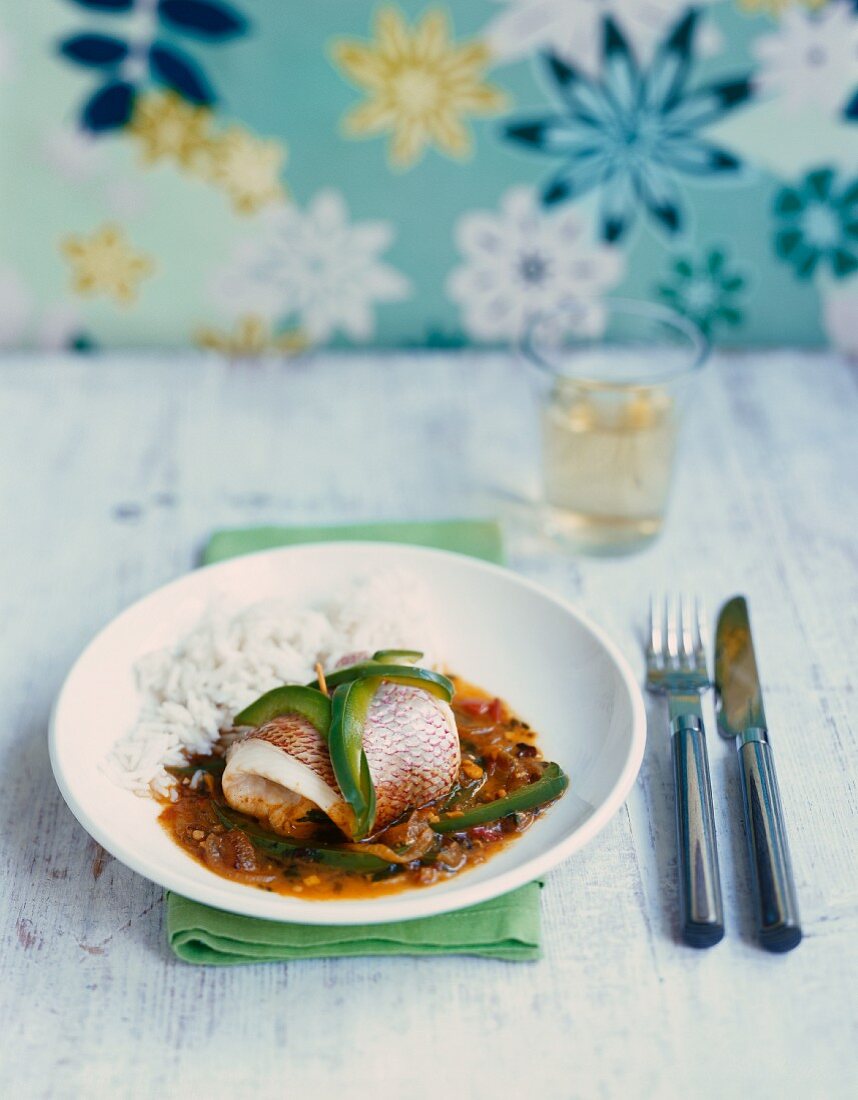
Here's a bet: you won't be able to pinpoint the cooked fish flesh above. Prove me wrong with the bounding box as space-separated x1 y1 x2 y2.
222 682 459 839
222 714 352 839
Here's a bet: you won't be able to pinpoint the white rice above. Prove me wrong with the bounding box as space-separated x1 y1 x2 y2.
106 570 438 799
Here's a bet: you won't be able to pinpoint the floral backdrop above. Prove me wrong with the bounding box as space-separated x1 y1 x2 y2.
0 0 856 354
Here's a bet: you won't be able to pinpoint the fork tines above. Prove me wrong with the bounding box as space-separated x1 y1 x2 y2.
647 595 707 675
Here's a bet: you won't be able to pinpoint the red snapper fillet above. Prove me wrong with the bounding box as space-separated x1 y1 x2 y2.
222 681 460 839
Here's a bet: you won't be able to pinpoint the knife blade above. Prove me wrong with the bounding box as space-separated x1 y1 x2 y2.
714 596 767 734
715 596 802 952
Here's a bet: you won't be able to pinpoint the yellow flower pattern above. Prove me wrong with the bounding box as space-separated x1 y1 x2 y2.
126 92 286 216
1 0 838 351
129 92 212 169
194 315 307 358
204 129 288 214
61 224 154 305
737 0 827 13
333 7 506 169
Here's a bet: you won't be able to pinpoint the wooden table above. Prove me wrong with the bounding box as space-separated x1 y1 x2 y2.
2 351 856 1098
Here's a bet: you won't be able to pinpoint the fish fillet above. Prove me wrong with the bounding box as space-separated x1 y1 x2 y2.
222 683 459 838
222 714 352 838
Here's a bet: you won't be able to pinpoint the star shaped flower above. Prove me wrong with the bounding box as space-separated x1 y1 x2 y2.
738 0 827 15
210 190 410 342
505 11 752 241
447 186 624 341
195 315 307 358
333 7 506 169
129 91 213 168
206 128 287 214
754 3 858 117
61 224 154 304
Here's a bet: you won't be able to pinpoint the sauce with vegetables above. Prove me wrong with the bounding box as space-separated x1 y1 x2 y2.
159 676 566 899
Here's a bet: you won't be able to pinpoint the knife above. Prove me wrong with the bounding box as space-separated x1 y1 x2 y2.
715 596 802 952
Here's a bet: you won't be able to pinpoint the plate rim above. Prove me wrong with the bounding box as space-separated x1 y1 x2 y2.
49 540 646 925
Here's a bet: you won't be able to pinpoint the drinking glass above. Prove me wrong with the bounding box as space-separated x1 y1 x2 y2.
520 299 708 555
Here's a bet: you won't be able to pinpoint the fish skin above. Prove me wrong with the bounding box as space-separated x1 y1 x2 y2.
250 715 338 790
222 714 351 837
330 650 460 829
333 651 367 670
364 682 460 831
223 678 460 839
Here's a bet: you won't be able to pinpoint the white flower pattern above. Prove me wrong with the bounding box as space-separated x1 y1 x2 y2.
447 187 624 342
754 3 858 116
0 2 851 351
485 0 720 74
212 191 410 342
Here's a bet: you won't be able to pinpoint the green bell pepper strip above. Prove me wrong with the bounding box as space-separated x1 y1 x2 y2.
308 662 454 703
371 649 423 663
232 685 332 736
213 804 394 874
329 679 379 840
431 763 569 833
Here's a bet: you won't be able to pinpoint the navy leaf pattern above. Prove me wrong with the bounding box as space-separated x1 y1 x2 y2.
503 11 753 241
59 33 128 68
59 0 247 128
82 80 136 130
157 0 248 40
149 42 216 105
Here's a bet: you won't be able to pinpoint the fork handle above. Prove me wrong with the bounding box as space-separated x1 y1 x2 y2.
671 716 724 947
737 730 802 952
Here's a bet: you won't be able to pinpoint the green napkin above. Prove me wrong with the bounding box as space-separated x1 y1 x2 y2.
200 519 504 567
168 882 543 964
167 519 542 965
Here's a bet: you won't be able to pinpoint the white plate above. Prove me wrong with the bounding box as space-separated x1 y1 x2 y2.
50 542 645 925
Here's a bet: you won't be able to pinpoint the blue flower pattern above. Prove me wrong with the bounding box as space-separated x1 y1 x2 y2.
505 11 753 242
0 1 850 350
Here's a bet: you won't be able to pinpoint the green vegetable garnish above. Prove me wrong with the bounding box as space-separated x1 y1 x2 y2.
213 804 394 873
371 649 423 663
328 678 379 840
308 662 454 702
431 763 569 833
233 684 332 737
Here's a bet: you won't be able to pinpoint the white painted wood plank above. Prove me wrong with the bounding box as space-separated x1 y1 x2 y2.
0 351 855 1099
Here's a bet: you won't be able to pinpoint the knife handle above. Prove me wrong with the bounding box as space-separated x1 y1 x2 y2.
671 716 724 948
737 731 802 952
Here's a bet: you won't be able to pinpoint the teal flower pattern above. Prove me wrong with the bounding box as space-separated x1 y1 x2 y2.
504 10 753 241
773 168 858 281
2 0 855 350
656 247 746 337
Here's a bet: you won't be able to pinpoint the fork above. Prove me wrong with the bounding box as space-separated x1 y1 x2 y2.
646 595 724 948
